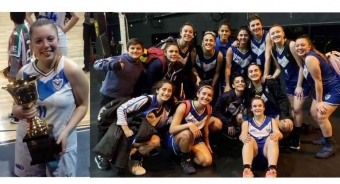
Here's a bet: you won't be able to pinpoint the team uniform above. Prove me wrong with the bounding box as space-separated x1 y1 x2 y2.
116 94 171 144
230 46 252 77
39 12 68 56
216 37 233 91
273 42 310 97
248 116 273 160
302 51 340 105
250 30 268 72
8 23 31 78
15 56 77 177
166 100 209 155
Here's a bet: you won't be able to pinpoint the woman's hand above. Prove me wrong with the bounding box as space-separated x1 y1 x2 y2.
241 133 251 144
316 101 327 115
56 130 69 155
294 86 304 101
188 123 201 138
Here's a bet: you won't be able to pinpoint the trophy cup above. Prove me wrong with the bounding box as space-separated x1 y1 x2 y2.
0 66 10 79
2 75 61 165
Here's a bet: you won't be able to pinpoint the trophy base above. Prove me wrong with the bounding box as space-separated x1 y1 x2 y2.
23 126 62 165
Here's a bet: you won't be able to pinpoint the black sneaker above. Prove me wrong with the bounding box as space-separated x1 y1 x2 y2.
290 138 300 150
10 115 19 124
181 159 196 175
94 155 111 170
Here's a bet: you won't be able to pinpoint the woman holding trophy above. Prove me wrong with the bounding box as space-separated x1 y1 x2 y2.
10 17 89 177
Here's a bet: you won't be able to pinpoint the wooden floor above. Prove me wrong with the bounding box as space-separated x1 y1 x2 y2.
0 12 90 143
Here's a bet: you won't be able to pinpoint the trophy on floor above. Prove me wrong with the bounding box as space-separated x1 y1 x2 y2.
2 75 61 165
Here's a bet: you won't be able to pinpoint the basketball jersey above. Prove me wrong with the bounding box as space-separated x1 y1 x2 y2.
273 43 299 87
181 100 209 130
8 24 31 67
302 51 340 92
230 46 252 77
251 30 268 71
19 56 77 151
39 12 67 47
116 95 171 129
195 47 219 80
248 116 273 145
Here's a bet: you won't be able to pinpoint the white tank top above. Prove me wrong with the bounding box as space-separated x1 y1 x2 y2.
18 56 77 151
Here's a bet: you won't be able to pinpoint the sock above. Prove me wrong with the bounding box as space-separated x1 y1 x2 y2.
268 165 277 171
181 152 190 162
131 150 143 161
324 136 334 146
243 164 252 169
291 126 302 139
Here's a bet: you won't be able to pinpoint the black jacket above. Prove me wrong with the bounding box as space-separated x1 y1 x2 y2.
92 115 158 170
246 79 293 121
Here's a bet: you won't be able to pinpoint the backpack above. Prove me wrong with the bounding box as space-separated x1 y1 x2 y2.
271 39 297 66
183 100 212 118
143 47 167 73
327 51 340 76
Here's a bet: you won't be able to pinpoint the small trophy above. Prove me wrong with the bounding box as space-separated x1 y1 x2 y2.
2 75 61 165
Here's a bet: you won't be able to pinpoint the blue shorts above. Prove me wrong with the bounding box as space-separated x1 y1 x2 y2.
253 143 267 169
286 84 311 98
313 91 340 105
165 132 203 155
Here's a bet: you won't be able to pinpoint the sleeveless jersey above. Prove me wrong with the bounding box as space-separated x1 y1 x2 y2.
273 42 300 87
39 12 68 47
195 47 219 80
302 51 340 92
248 116 273 145
8 24 31 67
19 56 77 151
181 100 209 130
251 30 268 71
230 46 252 77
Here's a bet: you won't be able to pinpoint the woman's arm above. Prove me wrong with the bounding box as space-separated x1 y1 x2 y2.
212 52 223 88
169 103 193 135
224 47 233 92
63 58 89 136
271 118 283 140
25 12 34 26
263 33 273 79
60 12 79 33
270 49 281 79
305 56 323 102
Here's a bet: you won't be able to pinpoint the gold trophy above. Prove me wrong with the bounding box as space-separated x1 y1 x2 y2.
2 75 61 165
0 66 10 79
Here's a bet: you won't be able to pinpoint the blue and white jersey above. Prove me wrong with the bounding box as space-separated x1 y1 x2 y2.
302 51 340 93
116 94 171 129
39 12 68 47
19 56 77 151
181 100 209 130
248 116 273 145
274 46 299 87
251 30 268 71
230 46 252 77
195 47 219 80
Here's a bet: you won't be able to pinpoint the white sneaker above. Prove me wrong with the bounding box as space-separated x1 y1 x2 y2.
128 159 146 175
9 115 19 124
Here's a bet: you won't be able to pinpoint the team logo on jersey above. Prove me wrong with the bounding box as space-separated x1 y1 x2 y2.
52 75 63 90
325 93 331 100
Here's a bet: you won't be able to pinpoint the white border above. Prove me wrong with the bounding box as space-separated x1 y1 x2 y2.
0 0 338 12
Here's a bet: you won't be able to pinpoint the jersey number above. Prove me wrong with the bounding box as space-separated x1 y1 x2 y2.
37 105 47 118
